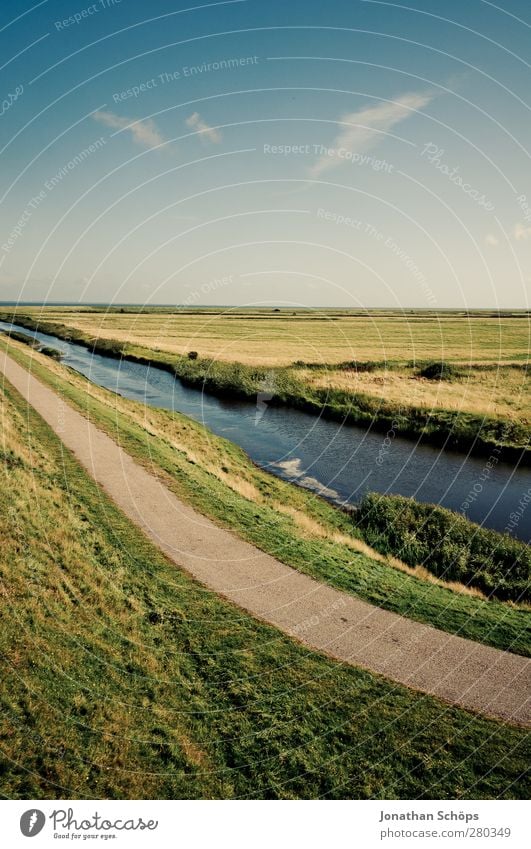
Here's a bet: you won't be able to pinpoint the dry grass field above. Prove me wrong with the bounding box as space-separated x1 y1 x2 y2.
13 308 530 366
301 365 530 423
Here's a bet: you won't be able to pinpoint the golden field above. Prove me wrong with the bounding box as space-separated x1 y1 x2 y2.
301 365 530 423
13 308 530 366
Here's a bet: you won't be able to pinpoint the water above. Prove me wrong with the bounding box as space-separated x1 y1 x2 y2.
1 320 530 542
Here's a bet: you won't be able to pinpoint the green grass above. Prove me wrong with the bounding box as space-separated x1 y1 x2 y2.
0 374 530 800
3 337 530 659
356 494 530 603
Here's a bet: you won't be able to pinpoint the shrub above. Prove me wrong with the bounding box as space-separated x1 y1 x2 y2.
39 346 63 360
187 351 198 360
339 360 378 372
5 330 39 349
89 338 126 357
355 492 530 602
418 361 461 381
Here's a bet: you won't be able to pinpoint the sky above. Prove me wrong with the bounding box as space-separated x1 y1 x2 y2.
0 0 530 308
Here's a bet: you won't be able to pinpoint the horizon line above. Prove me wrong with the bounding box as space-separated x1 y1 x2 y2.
1 302 530 312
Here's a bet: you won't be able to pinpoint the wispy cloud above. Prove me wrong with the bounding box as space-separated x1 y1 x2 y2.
92 110 164 149
185 112 222 144
485 233 499 246
514 222 531 241
310 91 433 177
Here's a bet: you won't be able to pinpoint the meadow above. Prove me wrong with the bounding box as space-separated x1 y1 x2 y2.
4 307 529 458
0 342 530 799
11 307 529 366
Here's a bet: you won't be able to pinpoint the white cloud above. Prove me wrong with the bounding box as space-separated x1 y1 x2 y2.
310 91 433 177
185 112 222 144
92 110 164 149
514 222 531 241
485 234 499 246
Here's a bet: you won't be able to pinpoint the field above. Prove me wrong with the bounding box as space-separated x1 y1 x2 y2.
3 308 529 458
10 308 529 366
299 363 530 423
0 341 530 799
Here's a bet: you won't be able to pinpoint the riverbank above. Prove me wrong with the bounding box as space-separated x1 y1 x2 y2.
5 312 529 464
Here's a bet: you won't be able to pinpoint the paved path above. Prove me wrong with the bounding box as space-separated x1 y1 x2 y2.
2 351 529 726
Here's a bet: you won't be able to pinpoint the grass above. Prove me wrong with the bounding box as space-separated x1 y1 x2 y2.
3 309 529 460
3 336 530 659
0 368 530 800
4 330 40 349
356 494 530 603
299 362 530 425
7 307 529 366
0 327 62 362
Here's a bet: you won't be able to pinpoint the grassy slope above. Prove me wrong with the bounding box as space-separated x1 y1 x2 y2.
6 312 529 460
3 337 529 659
0 376 530 801
356 493 530 603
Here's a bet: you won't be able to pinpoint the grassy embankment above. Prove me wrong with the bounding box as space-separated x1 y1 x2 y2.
1 362 530 800
2 335 529 658
357 494 530 603
5 309 529 461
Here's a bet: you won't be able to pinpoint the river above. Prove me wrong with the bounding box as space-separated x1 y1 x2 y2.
1 320 529 542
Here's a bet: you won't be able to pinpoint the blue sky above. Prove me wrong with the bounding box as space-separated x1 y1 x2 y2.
1 0 530 307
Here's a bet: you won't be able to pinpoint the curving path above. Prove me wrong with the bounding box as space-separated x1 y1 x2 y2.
2 351 530 726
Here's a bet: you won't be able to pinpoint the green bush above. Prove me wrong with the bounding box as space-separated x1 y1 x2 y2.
4 330 40 349
418 361 462 380
39 346 63 360
355 493 530 602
